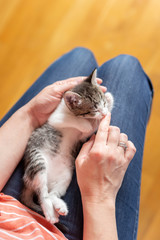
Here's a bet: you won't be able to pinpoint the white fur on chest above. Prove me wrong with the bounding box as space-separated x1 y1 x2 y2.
46 99 97 194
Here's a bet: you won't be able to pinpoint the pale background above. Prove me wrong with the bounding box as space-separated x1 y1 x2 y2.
0 0 160 239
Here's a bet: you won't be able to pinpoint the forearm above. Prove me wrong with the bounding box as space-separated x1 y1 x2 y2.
0 105 34 191
82 198 118 240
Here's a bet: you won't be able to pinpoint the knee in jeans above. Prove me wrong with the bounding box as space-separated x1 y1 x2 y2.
116 54 153 96
71 47 95 60
115 54 147 83
100 54 142 76
116 54 142 68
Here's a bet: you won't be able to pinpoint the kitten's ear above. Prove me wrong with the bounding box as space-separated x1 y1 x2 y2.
64 91 82 110
85 68 98 85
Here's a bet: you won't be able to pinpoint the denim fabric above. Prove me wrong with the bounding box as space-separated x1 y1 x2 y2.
0 47 153 240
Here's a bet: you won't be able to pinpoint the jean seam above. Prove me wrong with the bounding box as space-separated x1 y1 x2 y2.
133 183 141 240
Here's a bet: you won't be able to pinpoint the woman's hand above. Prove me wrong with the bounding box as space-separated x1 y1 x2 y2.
26 77 106 128
26 77 84 128
76 113 136 204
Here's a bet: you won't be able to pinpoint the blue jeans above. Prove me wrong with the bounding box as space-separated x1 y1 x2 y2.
0 47 153 240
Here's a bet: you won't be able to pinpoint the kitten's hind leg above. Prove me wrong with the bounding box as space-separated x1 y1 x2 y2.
33 172 59 224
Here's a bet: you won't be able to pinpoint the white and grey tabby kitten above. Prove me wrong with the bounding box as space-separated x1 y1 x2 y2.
21 69 114 224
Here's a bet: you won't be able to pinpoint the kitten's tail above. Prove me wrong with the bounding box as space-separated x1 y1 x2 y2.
21 187 41 212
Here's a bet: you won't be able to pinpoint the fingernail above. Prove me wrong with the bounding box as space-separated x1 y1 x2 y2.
96 78 102 83
101 86 107 92
108 113 111 120
105 112 111 120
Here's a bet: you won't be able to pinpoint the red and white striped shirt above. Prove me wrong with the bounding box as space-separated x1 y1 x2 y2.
0 193 67 240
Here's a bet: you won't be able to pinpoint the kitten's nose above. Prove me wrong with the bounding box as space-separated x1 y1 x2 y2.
100 109 107 117
102 112 106 117
98 106 108 117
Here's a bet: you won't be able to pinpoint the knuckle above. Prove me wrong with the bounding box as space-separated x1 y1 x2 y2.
128 141 136 153
132 146 137 154
132 145 136 153
90 148 104 161
125 141 136 162
109 126 120 137
112 126 120 133
120 133 128 140
106 149 117 162
52 85 58 93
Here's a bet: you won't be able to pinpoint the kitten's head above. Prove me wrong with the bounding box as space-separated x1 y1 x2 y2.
64 69 113 119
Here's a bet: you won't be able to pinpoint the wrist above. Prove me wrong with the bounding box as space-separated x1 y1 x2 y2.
81 191 116 208
19 104 37 131
82 196 116 212
82 196 118 240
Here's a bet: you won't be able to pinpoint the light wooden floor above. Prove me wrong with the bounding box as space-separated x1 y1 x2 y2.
0 0 160 239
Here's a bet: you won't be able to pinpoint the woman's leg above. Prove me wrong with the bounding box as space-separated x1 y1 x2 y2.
97 55 153 240
60 55 153 240
1 47 98 200
1 49 153 240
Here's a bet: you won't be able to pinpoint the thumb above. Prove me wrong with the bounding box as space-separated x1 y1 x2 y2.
52 77 84 94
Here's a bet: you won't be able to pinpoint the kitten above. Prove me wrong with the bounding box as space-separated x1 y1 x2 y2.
21 69 114 224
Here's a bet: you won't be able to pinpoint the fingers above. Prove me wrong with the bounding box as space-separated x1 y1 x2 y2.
125 141 136 161
51 76 106 95
52 77 84 93
96 77 103 84
100 86 107 93
119 133 128 143
117 133 128 153
107 128 135 161
107 126 120 147
90 111 136 162
93 113 111 147
76 134 95 162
